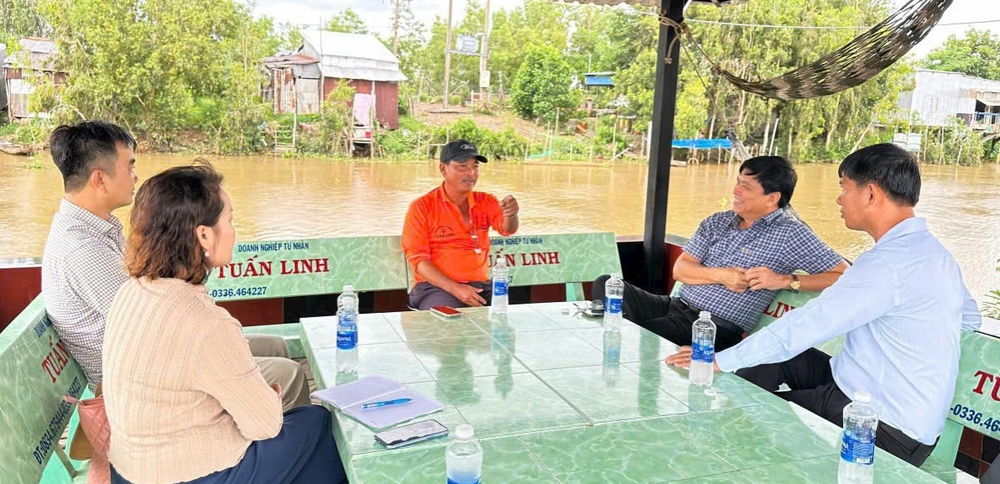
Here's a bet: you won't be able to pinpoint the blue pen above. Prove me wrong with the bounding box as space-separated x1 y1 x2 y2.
361 398 412 410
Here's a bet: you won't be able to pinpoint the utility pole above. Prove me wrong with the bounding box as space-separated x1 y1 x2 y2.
443 0 454 108
392 0 401 54
479 0 491 104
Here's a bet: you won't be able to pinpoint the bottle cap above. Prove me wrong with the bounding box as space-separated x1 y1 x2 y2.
455 424 474 440
699 311 712 319
853 391 872 404
343 285 355 292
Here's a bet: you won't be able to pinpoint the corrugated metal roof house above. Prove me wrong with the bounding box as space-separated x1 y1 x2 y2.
897 69 1000 132
3 38 66 120
262 51 322 115
300 31 407 129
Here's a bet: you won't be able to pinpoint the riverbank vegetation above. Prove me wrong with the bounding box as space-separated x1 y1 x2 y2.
988 260 1000 321
2 0 998 165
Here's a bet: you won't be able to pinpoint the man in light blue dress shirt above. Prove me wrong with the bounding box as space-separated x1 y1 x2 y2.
667 143 981 466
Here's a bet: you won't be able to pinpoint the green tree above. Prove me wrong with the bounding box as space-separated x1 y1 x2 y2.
388 1 425 111
922 29 1000 81
510 46 577 123
411 0 484 102
672 0 913 161
391 0 425 79
302 81 355 155
1 0 50 47
411 17 448 100
39 0 276 151
279 22 305 51
327 8 369 35
213 15 275 154
488 1 568 91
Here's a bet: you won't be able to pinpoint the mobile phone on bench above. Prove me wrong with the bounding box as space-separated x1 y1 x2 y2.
431 305 462 318
374 419 449 449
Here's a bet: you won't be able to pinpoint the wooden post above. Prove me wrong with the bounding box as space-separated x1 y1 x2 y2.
292 76 298 151
480 0 491 104
443 0 453 108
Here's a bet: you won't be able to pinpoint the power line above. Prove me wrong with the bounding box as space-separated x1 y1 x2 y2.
937 19 1000 27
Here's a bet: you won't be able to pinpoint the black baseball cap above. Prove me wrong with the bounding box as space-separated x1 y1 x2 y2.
440 139 488 163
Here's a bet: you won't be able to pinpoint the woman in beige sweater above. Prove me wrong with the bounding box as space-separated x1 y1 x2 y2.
103 164 347 484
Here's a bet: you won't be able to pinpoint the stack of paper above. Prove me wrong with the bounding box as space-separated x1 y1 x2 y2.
311 375 443 429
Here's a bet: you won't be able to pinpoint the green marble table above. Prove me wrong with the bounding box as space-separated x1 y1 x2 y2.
300 303 946 484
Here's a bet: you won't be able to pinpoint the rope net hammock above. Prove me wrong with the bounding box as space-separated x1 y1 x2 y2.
669 0 953 100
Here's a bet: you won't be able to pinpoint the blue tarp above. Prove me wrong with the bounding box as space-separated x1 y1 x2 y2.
671 138 732 149
584 75 614 87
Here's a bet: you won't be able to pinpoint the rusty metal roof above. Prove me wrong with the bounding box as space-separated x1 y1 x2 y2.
19 37 57 55
2 37 61 72
263 53 319 68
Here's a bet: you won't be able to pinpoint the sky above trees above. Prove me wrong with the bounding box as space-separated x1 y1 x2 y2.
251 0 997 59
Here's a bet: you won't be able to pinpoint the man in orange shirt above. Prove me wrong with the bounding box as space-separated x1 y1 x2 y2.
402 140 519 309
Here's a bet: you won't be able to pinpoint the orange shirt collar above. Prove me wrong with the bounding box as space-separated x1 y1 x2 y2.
437 183 476 209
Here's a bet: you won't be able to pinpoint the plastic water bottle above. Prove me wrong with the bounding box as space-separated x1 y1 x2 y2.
491 258 509 315
336 285 359 373
690 311 716 387
603 274 624 332
839 391 878 484
446 424 483 484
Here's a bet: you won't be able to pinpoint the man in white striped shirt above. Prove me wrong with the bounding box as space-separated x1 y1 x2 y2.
41 121 308 410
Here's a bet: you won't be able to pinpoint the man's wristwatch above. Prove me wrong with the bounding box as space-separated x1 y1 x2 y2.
789 274 801 291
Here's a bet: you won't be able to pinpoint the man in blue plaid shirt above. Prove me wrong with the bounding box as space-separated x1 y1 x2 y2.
595 156 848 351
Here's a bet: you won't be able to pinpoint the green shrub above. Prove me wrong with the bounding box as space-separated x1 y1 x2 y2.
987 260 1000 320
0 122 19 137
595 115 627 154
376 129 418 158
13 122 50 146
428 118 527 161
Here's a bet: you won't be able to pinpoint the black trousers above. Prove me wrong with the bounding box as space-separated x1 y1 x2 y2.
736 348 937 467
592 275 744 351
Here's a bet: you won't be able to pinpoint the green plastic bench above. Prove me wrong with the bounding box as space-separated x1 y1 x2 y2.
403 232 622 303
1 297 88 484
668 280 823 336
204 235 411 358
915 329 1000 483
2 295 331 484
496 232 621 301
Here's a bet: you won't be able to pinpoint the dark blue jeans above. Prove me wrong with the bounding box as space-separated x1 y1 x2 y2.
111 405 347 484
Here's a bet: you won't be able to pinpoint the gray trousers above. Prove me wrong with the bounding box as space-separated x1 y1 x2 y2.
408 281 493 310
246 334 311 411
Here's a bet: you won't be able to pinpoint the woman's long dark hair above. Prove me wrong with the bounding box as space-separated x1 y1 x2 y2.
126 161 224 284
